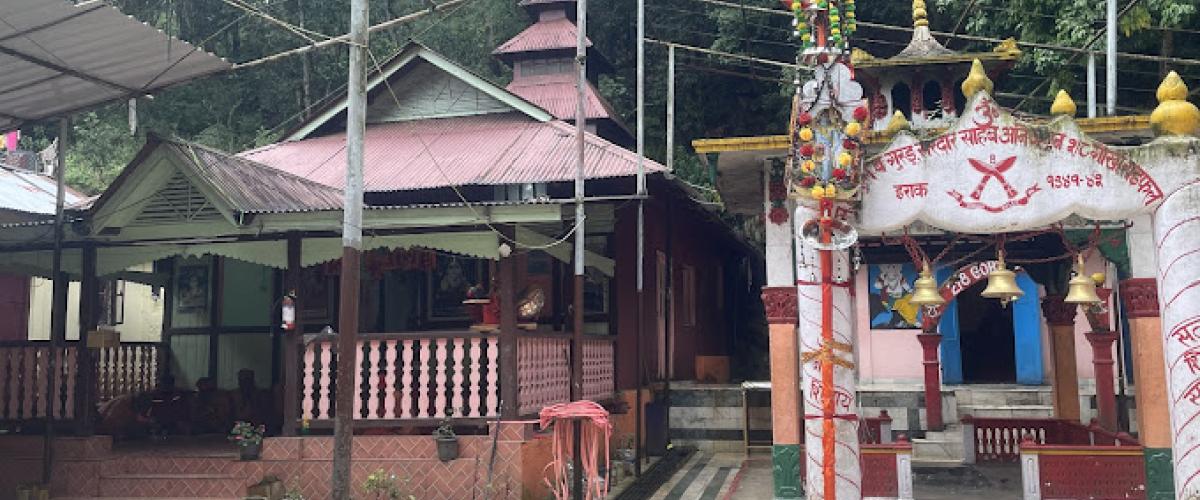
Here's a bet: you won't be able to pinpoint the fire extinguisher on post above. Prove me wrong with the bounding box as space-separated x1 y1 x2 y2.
281 292 296 331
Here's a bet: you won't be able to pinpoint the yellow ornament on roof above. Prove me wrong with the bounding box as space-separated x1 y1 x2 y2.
912 0 928 27
1150 71 1200 137
961 59 993 98
1050 90 1077 117
799 127 814 141
885 110 910 135
844 122 862 137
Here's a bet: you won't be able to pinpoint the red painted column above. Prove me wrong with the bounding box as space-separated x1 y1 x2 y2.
1085 330 1119 431
917 333 943 430
1083 288 1118 431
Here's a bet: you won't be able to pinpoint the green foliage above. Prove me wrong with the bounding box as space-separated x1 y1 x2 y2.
362 469 415 500
33 0 1198 196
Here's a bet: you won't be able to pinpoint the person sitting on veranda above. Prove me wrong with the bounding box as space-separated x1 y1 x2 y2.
229 369 277 432
147 374 192 436
190 376 231 434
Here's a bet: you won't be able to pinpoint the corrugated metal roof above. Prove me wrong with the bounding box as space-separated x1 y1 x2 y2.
161 139 344 214
493 17 590 55
240 113 666 192
506 75 615 120
0 0 230 132
0 166 84 215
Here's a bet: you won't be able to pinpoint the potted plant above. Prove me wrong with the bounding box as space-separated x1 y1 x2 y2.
363 469 415 500
229 421 266 460
432 415 458 462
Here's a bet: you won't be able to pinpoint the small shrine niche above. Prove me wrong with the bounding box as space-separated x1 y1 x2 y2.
850 0 1021 131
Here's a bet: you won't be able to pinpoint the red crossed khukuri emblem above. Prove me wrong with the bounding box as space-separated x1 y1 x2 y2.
967 155 1018 200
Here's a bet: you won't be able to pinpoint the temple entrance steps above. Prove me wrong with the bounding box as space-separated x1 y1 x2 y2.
911 425 968 467
952 385 1054 419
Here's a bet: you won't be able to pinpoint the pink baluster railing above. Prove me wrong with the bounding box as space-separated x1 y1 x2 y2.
94 342 160 402
965 416 1140 463
0 342 78 422
581 337 616 402
301 332 500 422
516 335 571 415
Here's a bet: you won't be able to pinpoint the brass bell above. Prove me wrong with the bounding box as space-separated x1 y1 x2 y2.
910 261 946 307
1064 255 1102 305
981 253 1023 307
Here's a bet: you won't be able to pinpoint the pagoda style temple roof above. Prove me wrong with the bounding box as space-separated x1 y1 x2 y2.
851 0 1020 70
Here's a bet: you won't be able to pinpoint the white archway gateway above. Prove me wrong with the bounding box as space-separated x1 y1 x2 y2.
841 66 1200 498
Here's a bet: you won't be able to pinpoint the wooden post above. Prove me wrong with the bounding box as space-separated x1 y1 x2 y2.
1042 295 1081 421
917 333 943 430
44 117 69 484
282 233 303 436
1085 289 1119 432
498 229 518 418
76 245 98 435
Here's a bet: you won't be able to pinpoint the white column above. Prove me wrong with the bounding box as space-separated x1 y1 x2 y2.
795 204 861 499
896 449 914 500
1153 181 1200 498
1021 449 1042 500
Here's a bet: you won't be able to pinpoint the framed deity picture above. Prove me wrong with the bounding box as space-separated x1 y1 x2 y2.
427 255 486 321
175 260 210 314
299 267 336 325
867 263 924 330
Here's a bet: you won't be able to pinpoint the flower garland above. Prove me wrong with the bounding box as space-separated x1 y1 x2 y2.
789 0 857 52
793 105 867 201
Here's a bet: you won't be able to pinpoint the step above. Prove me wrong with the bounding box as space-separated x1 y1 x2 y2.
98 473 244 498
912 438 965 461
910 458 966 469
953 386 1051 407
109 455 243 475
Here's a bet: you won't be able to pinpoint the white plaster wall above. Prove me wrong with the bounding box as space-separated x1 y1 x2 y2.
26 265 163 342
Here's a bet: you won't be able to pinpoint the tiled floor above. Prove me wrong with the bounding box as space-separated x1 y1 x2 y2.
645 452 743 500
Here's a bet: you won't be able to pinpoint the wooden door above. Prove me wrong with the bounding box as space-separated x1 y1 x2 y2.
0 274 30 341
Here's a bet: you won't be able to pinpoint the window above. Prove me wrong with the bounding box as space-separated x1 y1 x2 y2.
922 80 943 118
101 280 125 326
890 83 912 120
520 58 573 77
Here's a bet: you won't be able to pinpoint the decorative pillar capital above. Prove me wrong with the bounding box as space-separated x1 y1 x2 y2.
1084 330 1118 360
762 286 798 324
916 333 942 351
1120 278 1160 318
1040 294 1078 327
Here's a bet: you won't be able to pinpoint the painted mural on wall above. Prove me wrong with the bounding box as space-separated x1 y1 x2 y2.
868 263 923 329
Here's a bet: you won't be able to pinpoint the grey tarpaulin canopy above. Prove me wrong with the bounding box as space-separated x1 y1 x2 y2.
0 0 231 132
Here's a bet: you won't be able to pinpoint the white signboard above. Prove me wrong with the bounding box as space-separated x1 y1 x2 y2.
859 94 1166 234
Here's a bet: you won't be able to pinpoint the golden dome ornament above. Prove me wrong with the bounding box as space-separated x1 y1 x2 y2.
980 252 1023 307
1064 255 1102 305
909 261 946 307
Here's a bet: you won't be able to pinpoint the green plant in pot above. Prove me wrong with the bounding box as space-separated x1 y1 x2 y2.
432 413 458 462
229 421 266 460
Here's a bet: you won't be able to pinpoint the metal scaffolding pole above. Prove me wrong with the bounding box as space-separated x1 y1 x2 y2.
1106 0 1117 115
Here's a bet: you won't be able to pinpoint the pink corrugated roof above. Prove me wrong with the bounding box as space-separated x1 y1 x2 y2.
239 113 665 192
506 74 615 120
494 17 590 55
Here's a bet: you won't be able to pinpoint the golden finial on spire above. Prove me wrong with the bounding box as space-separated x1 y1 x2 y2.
1150 71 1200 137
885 110 911 135
1050 90 1077 117
912 0 929 28
961 59 993 98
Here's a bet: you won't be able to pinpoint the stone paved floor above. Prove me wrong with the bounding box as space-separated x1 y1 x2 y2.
632 452 743 499
644 454 1025 499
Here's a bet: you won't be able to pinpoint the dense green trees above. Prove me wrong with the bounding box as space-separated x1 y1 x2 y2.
18 0 1198 195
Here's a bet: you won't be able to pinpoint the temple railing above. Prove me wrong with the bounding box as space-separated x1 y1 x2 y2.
94 342 160 402
0 340 162 424
963 415 1140 463
1020 440 1146 499
301 332 501 422
516 334 570 416
0 342 77 422
300 331 618 425
860 439 914 499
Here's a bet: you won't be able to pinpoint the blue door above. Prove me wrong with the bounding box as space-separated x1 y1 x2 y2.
1011 273 1044 385
936 267 964 384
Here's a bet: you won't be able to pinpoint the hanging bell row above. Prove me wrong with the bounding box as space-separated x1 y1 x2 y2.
1064 254 1102 305
909 260 945 307
980 252 1023 307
